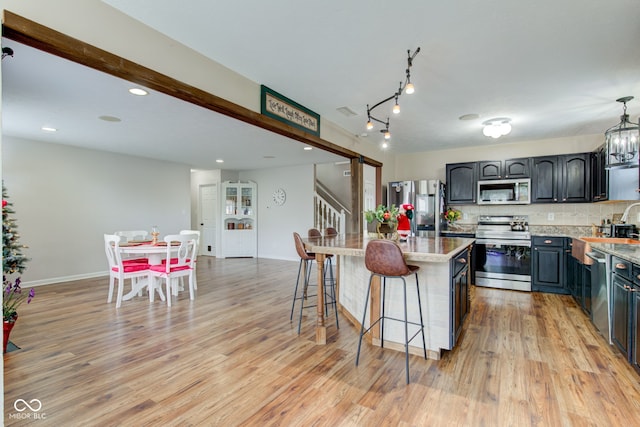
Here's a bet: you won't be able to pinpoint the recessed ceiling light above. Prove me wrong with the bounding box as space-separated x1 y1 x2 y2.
129 88 148 96
216 159 224 163
304 146 312 151
459 113 480 121
41 126 57 132
99 115 122 122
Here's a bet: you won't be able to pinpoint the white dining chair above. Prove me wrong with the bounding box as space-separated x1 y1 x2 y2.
104 234 151 308
149 234 198 307
180 229 200 289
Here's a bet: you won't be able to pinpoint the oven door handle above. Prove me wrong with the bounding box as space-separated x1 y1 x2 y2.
476 239 532 247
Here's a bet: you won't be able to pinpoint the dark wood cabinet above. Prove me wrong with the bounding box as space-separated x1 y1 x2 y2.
446 162 477 204
531 153 591 203
591 144 608 202
478 158 530 180
450 247 470 347
612 270 631 359
504 158 530 178
633 285 640 373
562 153 591 203
478 161 502 180
532 236 569 293
531 156 559 203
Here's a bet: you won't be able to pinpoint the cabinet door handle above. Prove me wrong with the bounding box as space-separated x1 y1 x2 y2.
457 258 467 264
544 240 553 244
615 263 627 270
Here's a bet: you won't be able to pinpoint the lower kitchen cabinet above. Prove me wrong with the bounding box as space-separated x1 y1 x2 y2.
567 247 592 315
451 247 470 347
532 236 569 294
610 255 640 371
633 287 640 373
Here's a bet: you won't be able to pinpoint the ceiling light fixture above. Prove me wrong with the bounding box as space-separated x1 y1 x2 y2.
303 146 313 151
366 47 420 144
482 118 512 139
129 87 148 96
605 96 639 169
41 126 57 132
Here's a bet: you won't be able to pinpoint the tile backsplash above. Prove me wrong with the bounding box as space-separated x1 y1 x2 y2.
451 201 640 227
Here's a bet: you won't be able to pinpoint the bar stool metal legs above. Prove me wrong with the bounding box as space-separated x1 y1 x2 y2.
356 271 426 384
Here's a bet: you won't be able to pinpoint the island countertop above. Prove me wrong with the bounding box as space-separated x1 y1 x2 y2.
304 234 475 262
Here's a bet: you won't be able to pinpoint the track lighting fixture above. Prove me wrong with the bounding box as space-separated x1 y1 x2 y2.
365 47 420 145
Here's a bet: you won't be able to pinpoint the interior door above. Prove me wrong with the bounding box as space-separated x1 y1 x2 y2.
199 184 217 257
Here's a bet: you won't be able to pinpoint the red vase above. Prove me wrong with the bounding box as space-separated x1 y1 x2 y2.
3 318 17 353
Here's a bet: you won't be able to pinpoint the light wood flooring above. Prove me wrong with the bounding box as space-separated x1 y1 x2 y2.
4 256 640 426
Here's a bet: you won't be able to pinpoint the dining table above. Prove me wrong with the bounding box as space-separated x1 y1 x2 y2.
118 240 180 302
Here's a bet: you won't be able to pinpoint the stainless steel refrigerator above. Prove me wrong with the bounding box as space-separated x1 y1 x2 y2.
388 180 447 237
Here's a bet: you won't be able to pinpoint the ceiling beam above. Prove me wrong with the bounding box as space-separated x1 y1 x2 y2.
1 10 383 168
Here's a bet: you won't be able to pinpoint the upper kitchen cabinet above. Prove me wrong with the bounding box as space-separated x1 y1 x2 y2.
591 144 608 202
478 158 530 180
531 153 591 203
531 156 559 203
562 153 591 203
446 162 477 204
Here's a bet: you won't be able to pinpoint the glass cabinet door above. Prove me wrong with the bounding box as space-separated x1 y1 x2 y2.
225 186 238 215
241 186 253 216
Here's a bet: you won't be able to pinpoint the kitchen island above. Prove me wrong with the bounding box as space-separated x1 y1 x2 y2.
304 234 474 359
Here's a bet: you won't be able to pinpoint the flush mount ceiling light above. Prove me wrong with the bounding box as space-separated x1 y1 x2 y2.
482 118 512 139
605 96 639 169
366 48 420 144
129 87 148 96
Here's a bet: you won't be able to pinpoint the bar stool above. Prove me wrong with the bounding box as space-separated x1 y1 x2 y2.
308 229 339 328
290 232 339 334
356 239 427 384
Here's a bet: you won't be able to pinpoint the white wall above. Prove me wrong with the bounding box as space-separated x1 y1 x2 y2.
240 165 315 261
2 137 191 285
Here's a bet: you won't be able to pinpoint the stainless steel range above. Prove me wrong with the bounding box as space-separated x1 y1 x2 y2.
475 215 532 291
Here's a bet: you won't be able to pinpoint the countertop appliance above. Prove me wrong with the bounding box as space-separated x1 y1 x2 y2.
475 215 532 291
477 178 531 205
388 180 446 237
610 223 637 238
586 250 611 344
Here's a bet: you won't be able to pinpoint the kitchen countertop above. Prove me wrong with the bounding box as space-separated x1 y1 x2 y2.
305 234 475 262
581 241 640 265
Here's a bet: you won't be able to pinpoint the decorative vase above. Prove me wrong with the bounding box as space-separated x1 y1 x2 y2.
3 317 17 353
376 221 398 240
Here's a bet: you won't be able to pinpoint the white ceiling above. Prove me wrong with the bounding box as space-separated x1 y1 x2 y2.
101 0 640 152
1 40 346 170
3 0 640 170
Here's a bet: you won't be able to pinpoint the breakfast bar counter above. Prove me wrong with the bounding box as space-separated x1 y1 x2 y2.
304 234 474 359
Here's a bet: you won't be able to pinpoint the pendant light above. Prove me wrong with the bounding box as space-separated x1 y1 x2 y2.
605 96 639 169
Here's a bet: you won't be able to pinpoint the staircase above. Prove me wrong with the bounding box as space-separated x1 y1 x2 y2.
313 192 347 235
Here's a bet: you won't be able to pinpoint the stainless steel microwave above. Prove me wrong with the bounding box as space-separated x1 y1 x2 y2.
477 178 531 205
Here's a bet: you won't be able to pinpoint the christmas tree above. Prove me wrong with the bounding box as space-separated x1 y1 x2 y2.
3 183 29 275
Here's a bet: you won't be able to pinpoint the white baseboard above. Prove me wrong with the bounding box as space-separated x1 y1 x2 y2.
22 271 109 287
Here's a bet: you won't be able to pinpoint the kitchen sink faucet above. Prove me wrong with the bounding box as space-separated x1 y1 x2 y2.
620 202 640 223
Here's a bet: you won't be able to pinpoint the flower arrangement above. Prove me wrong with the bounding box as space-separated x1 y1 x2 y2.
3 276 34 322
364 204 400 224
443 207 462 223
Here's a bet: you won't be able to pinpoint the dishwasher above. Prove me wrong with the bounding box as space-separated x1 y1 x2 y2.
586 250 611 344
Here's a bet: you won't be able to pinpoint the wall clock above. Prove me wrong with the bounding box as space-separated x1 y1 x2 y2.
272 188 286 206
